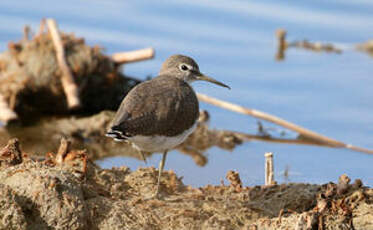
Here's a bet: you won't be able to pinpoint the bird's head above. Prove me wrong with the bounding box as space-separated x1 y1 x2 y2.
159 54 230 89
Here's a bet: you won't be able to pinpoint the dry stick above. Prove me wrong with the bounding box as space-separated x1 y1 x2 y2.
275 28 287 61
56 137 71 165
23 25 30 41
46 18 81 109
111 48 155 65
232 132 334 147
265 152 274 185
227 130 367 152
197 93 373 154
197 93 343 146
0 94 18 124
36 18 46 37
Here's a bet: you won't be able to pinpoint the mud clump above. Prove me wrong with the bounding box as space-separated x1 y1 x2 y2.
0 139 372 229
0 27 137 123
0 184 27 230
0 138 23 167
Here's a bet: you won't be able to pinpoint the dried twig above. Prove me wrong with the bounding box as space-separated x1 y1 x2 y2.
288 40 342 54
56 137 71 165
232 131 331 146
275 29 287 61
111 48 155 65
197 93 373 154
23 25 30 41
0 94 18 124
356 40 373 57
275 28 342 61
36 18 46 37
46 18 80 109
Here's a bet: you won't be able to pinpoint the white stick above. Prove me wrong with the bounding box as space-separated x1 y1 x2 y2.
46 18 80 109
197 93 373 154
111 48 155 65
265 152 274 185
0 94 18 124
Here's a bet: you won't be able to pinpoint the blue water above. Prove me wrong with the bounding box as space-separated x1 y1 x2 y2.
1 0 372 186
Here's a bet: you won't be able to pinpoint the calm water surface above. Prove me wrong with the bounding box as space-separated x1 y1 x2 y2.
0 0 372 186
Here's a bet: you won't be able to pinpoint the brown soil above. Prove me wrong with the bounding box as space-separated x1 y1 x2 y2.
0 139 372 230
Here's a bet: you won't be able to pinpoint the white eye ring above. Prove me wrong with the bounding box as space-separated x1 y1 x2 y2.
180 64 189 71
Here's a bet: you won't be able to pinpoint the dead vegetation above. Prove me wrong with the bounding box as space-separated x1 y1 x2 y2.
275 29 342 61
0 19 148 124
275 28 373 60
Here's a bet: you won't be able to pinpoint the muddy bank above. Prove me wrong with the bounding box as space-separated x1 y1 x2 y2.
0 139 372 230
0 110 242 166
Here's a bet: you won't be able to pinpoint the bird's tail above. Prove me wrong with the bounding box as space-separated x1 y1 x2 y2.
105 126 128 142
106 127 148 164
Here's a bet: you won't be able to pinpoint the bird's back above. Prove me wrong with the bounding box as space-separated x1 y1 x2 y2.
108 75 199 139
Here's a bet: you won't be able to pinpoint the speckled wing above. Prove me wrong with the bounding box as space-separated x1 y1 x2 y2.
106 75 199 139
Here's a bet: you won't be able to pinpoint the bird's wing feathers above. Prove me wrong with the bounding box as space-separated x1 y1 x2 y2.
109 76 199 137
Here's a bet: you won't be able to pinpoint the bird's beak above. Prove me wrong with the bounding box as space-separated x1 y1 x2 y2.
196 73 230 89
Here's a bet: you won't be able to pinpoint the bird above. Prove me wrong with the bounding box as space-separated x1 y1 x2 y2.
106 54 230 198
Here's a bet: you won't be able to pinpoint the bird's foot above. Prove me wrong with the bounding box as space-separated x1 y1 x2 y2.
143 191 164 200
143 184 165 200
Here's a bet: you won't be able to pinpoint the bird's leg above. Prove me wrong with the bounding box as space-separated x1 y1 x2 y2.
154 150 168 198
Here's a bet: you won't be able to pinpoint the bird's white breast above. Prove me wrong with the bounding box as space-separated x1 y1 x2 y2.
129 122 197 153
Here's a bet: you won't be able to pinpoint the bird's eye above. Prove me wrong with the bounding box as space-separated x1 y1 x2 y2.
180 64 188 71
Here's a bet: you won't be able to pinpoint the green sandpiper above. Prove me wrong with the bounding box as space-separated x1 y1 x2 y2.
106 54 230 198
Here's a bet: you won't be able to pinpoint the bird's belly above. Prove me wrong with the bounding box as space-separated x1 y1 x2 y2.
129 122 197 152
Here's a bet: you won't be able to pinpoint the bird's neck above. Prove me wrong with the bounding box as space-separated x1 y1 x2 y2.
157 74 195 85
